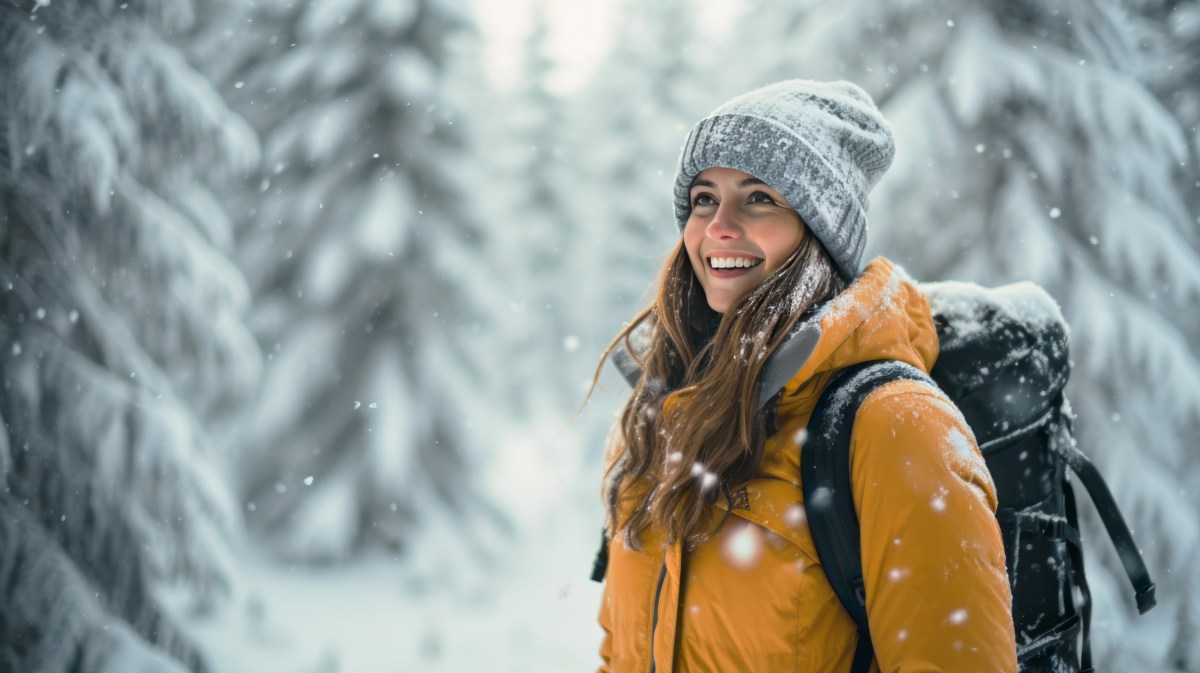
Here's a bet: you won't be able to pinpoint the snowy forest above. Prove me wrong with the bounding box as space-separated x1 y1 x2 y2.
0 0 1197 671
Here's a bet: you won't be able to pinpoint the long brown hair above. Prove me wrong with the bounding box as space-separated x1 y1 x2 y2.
593 233 846 550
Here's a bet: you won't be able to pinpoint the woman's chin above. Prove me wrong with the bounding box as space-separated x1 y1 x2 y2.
705 293 739 314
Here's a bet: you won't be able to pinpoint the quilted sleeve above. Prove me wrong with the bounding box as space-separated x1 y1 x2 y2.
850 381 1017 673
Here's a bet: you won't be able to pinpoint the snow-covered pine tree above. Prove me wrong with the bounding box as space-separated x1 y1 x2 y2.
447 2 608 537
0 0 259 670
486 3 586 413
574 1 715 335
744 0 1200 668
200 0 503 573
1132 0 1200 240
1127 2 1200 666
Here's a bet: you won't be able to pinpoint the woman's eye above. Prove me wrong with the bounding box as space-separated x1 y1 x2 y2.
749 192 776 204
691 193 716 207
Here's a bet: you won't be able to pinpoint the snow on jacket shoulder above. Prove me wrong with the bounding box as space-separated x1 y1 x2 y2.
596 257 1017 673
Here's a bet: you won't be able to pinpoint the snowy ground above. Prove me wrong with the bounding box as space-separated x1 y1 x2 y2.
179 523 605 673
179 415 609 673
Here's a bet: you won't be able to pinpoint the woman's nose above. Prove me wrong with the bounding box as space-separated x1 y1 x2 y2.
707 204 742 240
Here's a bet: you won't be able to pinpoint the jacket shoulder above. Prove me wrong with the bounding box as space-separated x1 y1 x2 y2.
856 377 966 431
848 378 997 512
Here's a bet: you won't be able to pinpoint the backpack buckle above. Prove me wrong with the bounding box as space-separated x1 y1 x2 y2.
852 576 867 607
1047 516 1065 539
1136 584 1157 614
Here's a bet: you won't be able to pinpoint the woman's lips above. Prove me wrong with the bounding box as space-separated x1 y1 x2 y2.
709 267 756 279
706 255 762 279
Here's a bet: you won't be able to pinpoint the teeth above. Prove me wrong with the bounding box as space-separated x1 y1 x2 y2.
710 257 761 269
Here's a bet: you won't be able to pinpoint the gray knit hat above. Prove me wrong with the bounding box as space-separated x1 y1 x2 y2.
673 79 895 280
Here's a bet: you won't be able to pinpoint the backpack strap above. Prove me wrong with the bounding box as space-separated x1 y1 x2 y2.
591 528 610 583
1053 429 1158 615
1054 425 1156 673
1063 481 1094 673
802 360 934 673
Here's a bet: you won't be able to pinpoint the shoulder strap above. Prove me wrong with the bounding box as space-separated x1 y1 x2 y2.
591 528 610 583
802 360 933 673
1053 431 1157 615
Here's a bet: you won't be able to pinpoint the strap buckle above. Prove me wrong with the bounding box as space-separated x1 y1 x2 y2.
1046 515 1065 539
852 576 867 608
1135 583 1157 614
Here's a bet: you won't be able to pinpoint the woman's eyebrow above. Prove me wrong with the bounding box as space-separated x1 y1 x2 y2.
690 177 769 190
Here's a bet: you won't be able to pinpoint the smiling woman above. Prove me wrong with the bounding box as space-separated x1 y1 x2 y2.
589 80 1019 673
683 167 807 313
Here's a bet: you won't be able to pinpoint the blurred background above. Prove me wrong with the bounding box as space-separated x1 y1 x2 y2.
0 0 1197 671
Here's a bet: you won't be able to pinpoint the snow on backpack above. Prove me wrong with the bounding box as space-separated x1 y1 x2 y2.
803 281 1156 673
590 280 1156 673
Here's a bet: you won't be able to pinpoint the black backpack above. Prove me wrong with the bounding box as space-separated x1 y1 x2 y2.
590 281 1156 673
804 281 1156 673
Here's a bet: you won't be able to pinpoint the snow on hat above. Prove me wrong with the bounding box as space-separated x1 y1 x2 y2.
673 79 895 281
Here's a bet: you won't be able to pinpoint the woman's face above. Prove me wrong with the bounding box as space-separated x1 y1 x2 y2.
683 167 806 313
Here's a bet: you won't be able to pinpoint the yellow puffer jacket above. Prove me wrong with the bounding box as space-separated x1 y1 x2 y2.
597 257 1017 673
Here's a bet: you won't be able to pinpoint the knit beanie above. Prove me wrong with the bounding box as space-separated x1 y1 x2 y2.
673 79 895 281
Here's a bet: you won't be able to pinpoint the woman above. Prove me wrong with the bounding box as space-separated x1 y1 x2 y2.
594 80 1017 672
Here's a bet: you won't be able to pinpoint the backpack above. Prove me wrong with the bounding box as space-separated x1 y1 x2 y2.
590 280 1157 673
804 281 1156 673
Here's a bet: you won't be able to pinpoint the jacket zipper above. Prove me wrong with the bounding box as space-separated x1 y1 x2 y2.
647 562 667 673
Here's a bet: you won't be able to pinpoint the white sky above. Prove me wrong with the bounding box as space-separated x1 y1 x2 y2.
469 0 743 93
469 0 622 93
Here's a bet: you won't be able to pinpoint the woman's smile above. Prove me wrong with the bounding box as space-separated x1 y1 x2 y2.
708 255 763 271
706 253 764 283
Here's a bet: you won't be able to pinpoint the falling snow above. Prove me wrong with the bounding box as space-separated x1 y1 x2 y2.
723 522 765 570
